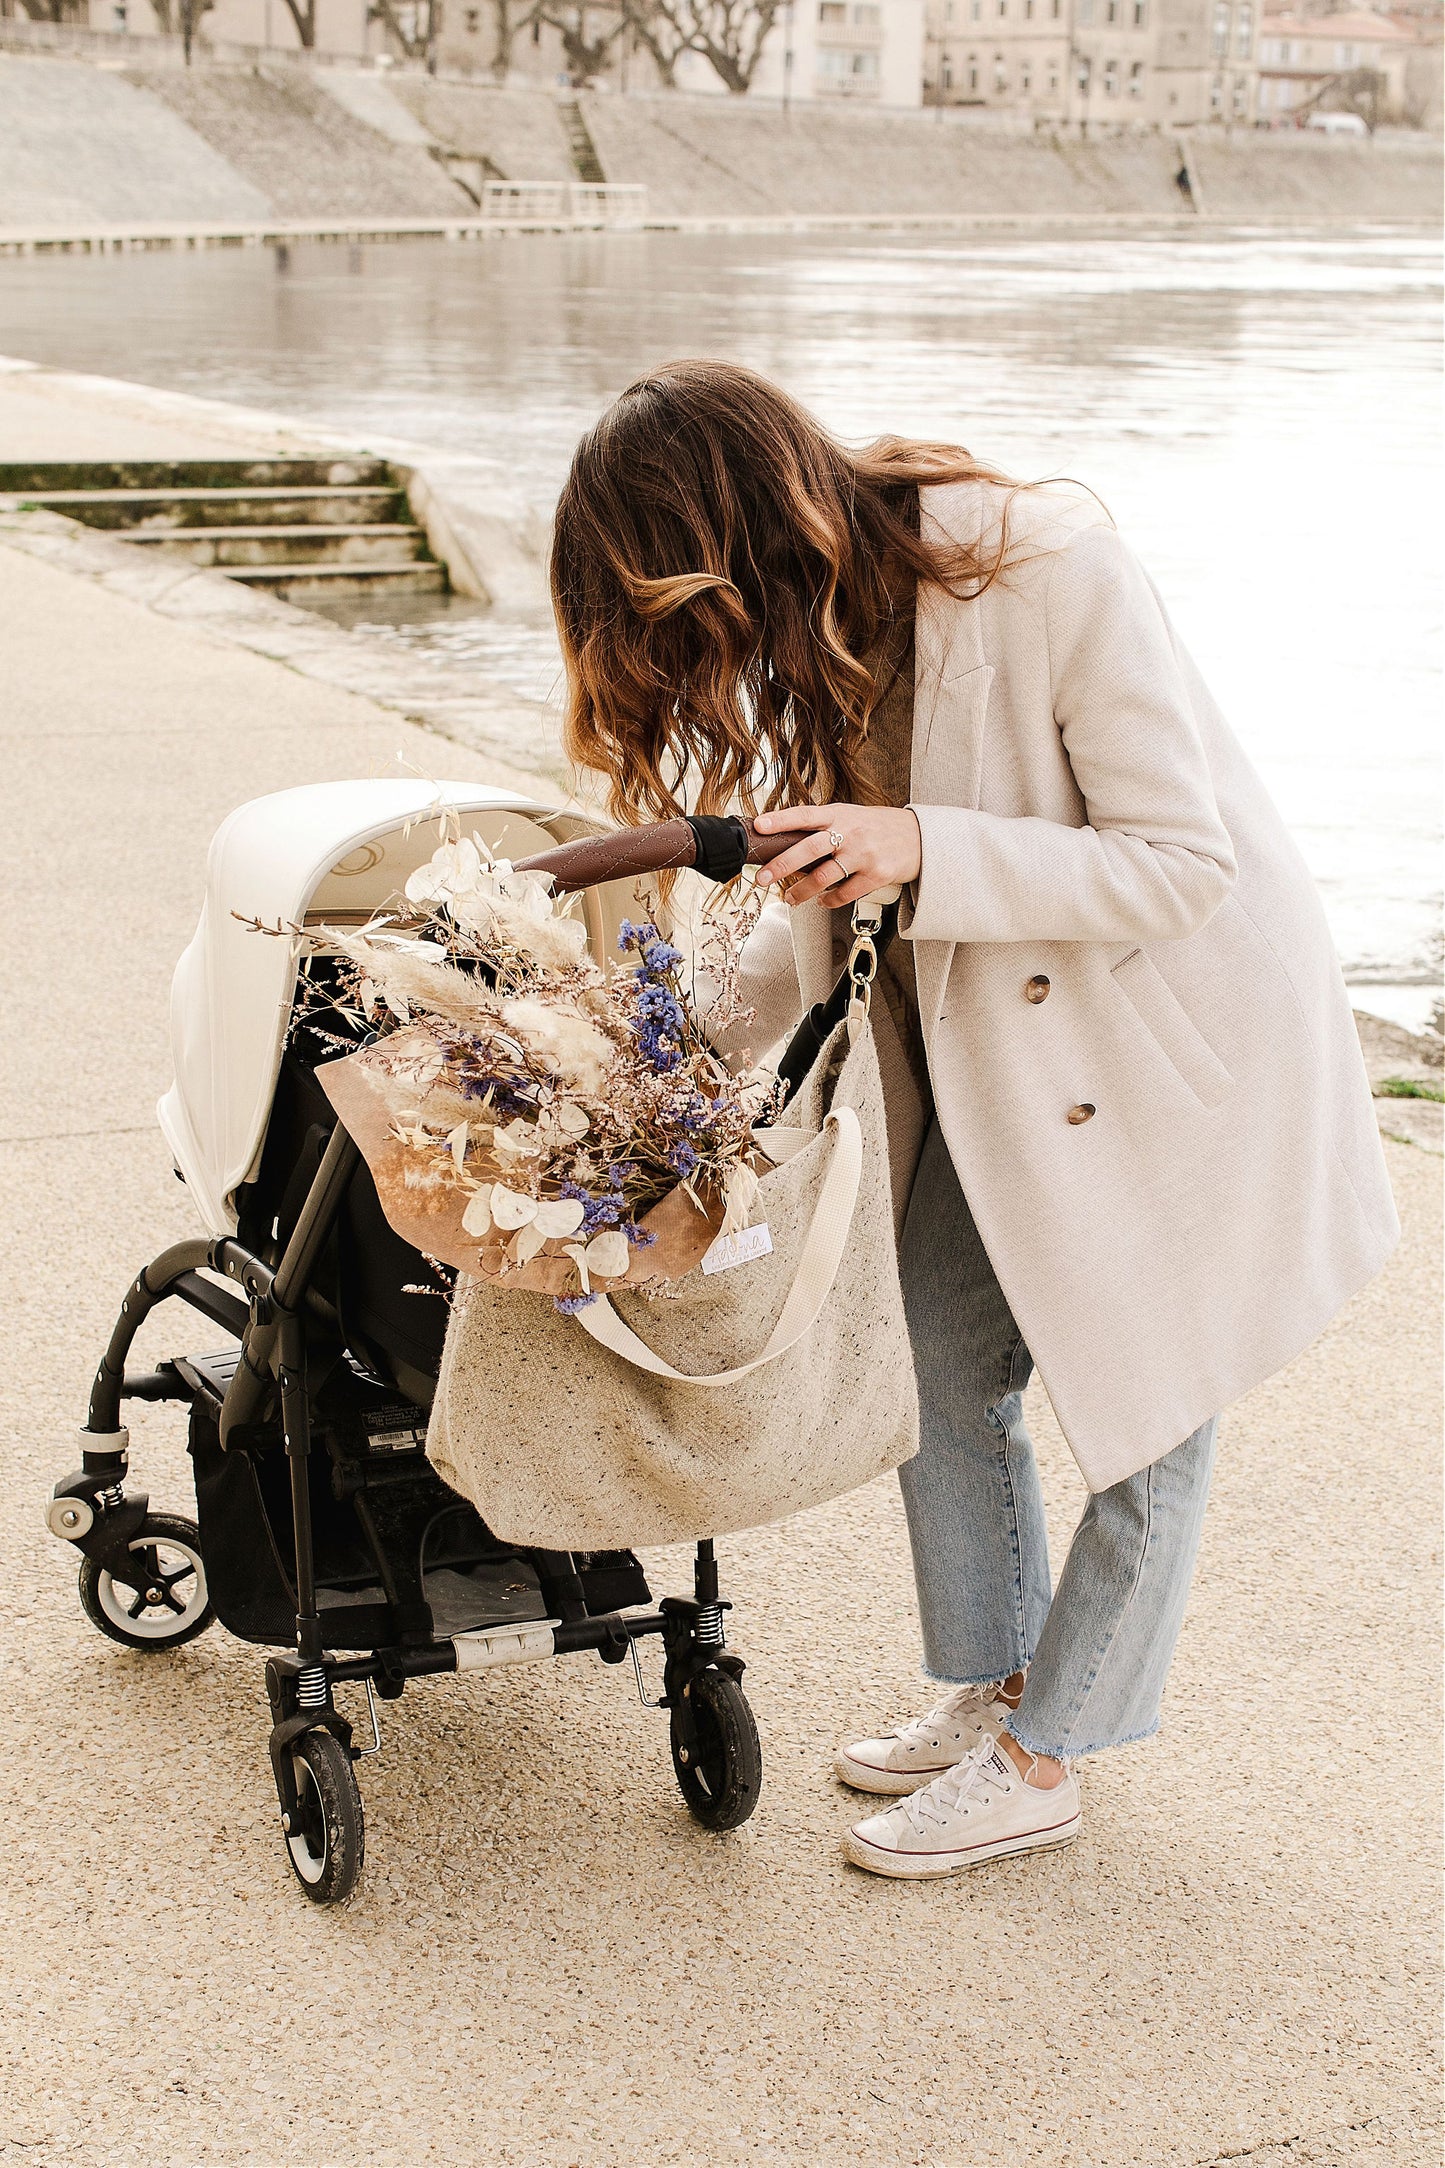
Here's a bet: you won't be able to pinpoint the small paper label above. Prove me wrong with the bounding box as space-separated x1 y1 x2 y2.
701 1223 774 1276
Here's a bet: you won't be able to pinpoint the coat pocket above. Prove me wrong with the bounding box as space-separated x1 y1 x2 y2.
1109 947 1233 1110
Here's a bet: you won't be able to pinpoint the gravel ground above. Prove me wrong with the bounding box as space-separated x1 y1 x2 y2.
0 532 1439 2168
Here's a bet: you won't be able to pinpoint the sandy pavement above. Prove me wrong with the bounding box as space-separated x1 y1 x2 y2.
0 531 1439 2168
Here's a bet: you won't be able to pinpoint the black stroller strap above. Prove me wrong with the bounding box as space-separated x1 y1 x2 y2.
774 901 900 1100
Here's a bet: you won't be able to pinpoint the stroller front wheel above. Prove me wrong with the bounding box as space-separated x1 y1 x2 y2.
77 1513 215 1652
283 1728 365 1905
670 1668 762 1833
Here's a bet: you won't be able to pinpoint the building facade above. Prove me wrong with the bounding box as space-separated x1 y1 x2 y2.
1256 8 1421 118
923 0 1260 122
674 0 926 106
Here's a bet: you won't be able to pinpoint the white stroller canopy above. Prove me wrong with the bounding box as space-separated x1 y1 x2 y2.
159 779 571 1236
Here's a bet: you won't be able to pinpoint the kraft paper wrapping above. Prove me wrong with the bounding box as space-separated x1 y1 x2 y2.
317 1030 724 1295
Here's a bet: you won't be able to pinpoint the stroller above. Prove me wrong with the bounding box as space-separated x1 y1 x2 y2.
47 781 874 1906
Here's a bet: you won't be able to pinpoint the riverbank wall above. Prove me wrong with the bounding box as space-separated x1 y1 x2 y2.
0 54 1438 243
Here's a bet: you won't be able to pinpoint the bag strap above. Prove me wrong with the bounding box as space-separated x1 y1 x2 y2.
573 1107 863 1387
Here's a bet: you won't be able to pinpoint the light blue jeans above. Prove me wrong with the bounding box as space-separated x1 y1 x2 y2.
897 1120 1218 1761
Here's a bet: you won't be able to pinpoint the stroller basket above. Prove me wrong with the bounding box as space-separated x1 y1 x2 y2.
46 783 843 1905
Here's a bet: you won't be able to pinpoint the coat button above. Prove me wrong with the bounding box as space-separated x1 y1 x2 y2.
1025 975 1051 1003
1067 1103 1096 1125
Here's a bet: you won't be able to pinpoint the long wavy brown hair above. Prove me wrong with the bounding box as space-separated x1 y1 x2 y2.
550 358 1025 828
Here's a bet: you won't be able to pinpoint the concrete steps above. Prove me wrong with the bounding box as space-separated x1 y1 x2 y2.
0 458 447 602
120 523 437 570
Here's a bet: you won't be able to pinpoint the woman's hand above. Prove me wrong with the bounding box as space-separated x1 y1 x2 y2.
753 803 922 910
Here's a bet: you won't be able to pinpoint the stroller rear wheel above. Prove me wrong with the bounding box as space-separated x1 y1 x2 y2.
670 1668 762 1832
77 1512 215 1652
283 1727 365 1905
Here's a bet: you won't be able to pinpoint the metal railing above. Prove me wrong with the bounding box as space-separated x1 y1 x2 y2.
480 181 648 228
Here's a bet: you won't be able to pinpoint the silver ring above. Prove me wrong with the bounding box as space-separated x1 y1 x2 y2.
831 856 849 882
828 827 845 853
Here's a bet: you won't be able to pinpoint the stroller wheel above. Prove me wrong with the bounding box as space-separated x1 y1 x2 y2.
77 1513 215 1652
283 1728 365 1905
670 1668 762 1833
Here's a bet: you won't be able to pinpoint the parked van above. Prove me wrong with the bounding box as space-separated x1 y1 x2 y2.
1305 111 1370 135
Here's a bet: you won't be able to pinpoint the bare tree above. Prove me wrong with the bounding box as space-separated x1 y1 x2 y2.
619 0 694 86
1330 64 1387 130
280 0 319 44
534 2 630 86
369 0 444 62
147 0 213 60
642 0 781 92
487 0 546 81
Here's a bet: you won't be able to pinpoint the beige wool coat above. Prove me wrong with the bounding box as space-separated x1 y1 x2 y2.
727 478 1399 1493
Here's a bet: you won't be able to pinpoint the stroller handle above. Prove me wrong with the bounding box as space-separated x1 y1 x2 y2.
513 813 821 895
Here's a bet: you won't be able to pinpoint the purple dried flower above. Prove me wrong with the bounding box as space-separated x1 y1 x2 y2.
554 1291 599 1315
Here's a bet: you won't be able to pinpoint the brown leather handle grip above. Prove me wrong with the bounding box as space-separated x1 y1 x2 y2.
513 815 821 895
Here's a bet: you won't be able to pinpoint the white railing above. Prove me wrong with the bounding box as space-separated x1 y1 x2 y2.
480 182 647 228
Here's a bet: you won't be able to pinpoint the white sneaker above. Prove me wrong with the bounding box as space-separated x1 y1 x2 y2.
834 1683 1010 1795
843 1733 1082 1878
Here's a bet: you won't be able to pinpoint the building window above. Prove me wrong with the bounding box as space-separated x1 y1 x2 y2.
1078 0 1092 23
819 2 846 19
942 58 953 84
1336 40 1355 64
997 0 1007 16
464 4 478 24
1105 0 1118 20
1025 0 1033 16
1047 61 1060 88
1210 70 1224 107
1211 0 1229 56
945 0 954 17
1021 59 1032 87
1052 0 1061 18
853 2 881 21
1232 72 1248 109
969 57 980 87
1077 53 1091 89
994 55 1008 87
1236 0 1252 53
1133 0 1146 23
1277 39 1290 60
970 0 981 19
1103 56 1119 92
1129 58 1144 93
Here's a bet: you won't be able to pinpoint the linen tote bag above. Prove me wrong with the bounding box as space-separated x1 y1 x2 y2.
426 1015 919 1549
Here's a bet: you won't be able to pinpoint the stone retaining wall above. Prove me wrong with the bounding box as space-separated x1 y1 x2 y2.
0 55 1437 232
124 64 465 220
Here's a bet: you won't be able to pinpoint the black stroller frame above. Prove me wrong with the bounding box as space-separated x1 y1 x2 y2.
48 807 889 1905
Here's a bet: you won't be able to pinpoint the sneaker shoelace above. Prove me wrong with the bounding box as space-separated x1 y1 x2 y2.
896 1736 1016 1835
890 1684 993 1752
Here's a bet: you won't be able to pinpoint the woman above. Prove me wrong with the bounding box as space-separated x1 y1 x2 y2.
550 359 1397 1879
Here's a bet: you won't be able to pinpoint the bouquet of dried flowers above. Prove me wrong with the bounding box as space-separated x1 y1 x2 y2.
295 814 779 1312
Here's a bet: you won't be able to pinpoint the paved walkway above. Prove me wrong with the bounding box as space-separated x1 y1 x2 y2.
0 512 1439 2165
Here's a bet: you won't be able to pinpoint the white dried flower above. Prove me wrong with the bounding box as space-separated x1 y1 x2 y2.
461 1189 493 1238
719 1159 762 1238
498 998 614 1094
489 1184 538 1230
511 1221 550 1266
534 1197 587 1240
585 1230 630 1279
492 1117 544 1163
404 837 484 906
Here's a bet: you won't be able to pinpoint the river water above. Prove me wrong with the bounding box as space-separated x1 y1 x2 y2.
1 224 1439 1013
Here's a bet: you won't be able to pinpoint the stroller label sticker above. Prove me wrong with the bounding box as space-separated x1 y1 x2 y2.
701 1223 774 1276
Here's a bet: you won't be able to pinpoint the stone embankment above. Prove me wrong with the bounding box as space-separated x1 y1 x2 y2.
0 52 1438 243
